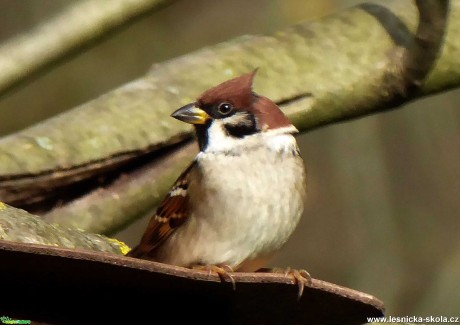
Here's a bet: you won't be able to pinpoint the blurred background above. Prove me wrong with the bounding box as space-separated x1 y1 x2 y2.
0 0 459 318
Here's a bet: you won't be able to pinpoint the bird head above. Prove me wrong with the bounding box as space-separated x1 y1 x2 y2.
171 70 296 152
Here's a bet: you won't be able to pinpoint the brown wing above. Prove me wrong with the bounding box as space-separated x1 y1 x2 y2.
127 161 196 259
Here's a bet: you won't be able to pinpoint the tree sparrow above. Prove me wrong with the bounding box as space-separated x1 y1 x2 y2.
128 71 308 293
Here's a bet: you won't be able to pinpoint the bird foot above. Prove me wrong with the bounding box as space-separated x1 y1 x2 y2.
259 267 312 300
192 264 236 290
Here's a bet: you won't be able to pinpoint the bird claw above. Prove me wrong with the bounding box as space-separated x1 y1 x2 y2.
192 264 236 290
288 268 312 300
262 267 312 300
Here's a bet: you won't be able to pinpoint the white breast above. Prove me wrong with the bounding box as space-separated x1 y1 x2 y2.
154 133 307 269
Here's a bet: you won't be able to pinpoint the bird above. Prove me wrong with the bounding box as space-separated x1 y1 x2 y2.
128 70 309 296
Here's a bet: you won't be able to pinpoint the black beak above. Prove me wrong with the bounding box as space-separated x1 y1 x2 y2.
171 103 210 125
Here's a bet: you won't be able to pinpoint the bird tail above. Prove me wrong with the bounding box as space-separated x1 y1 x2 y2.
126 245 145 258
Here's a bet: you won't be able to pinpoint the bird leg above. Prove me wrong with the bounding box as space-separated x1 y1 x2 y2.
258 267 312 300
192 264 236 290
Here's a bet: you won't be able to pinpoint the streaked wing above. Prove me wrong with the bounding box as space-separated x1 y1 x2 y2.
127 161 196 258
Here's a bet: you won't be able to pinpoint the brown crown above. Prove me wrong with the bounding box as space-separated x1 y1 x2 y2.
197 70 293 130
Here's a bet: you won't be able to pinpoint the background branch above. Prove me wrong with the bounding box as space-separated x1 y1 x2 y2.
0 0 178 97
0 0 456 235
402 0 450 94
45 141 197 235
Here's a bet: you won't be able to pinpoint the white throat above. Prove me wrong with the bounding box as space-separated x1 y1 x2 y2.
203 120 300 156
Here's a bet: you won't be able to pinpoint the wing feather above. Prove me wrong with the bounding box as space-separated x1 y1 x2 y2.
127 161 196 258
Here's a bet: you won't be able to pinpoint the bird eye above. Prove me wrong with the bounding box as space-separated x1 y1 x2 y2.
217 102 233 115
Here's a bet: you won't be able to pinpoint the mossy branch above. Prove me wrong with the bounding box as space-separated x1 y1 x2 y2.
0 202 128 255
0 0 456 235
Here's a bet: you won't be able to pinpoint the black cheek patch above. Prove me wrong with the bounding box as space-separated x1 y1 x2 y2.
224 114 258 138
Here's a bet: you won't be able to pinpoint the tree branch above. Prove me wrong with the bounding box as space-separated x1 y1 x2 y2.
0 202 128 254
44 141 197 235
403 0 450 93
0 0 456 234
0 0 178 97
